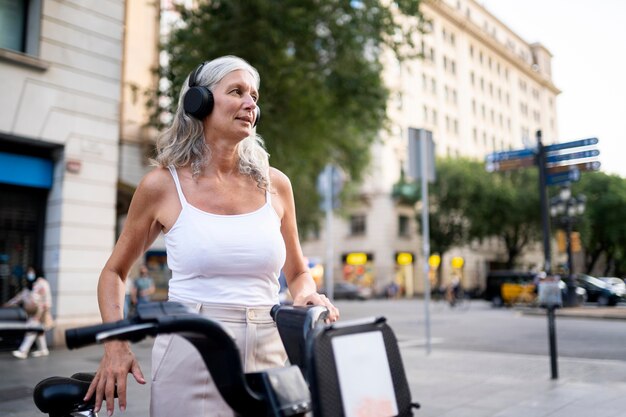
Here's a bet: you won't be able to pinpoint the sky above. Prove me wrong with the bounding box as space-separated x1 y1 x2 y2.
480 0 626 178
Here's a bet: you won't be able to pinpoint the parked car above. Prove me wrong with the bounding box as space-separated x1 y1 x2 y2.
558 279 587 305
598 277 626 297
574 274 622 306
332 282 371 300
483 271 536 307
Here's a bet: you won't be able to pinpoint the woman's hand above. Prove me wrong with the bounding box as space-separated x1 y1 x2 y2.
293 292 340 323
84 340 145 416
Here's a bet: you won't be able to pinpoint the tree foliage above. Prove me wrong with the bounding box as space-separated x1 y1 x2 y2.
468 168 542 269
415 158 542 270
573 172 626 276
151 0 424 232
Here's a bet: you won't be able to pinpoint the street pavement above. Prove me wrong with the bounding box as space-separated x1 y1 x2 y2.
2 300 626 417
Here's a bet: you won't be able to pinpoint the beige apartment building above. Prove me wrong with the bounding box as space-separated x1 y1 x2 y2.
0 0 126 341
300 0 560 296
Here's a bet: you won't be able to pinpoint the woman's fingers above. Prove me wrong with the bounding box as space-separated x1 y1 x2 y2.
297 292 340 322
105 370 117 415
85 342 138 415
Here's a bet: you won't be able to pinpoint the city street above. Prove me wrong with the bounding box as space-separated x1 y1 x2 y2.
337 298 626 361
2 299 626 416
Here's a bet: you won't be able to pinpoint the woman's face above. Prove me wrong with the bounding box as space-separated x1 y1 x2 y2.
204 69 259 141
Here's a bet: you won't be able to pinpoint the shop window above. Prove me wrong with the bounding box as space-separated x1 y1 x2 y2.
0 0 42 55
349 214 366 236
398 215 410 237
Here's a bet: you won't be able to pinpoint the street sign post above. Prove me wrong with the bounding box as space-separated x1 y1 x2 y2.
547 161 601 174
546 168 581 186
546 149 600 164
484 131 600 381
544 137 598 153
485 148 535 163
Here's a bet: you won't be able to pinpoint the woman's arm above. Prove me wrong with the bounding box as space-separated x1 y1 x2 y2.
85 169 168 416
271 168 339 321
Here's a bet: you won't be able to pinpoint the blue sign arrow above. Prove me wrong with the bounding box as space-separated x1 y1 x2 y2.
485 148 535 163
546 168 581 186
544 137 598 153
546 149 600 164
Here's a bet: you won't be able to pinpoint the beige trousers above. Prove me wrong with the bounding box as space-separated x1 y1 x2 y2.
150 302 287 417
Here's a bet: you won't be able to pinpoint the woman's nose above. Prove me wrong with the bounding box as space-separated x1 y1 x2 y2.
243 94 256 108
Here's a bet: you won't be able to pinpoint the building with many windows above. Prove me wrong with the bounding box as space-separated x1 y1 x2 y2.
301 0 560 296
0 0 126 340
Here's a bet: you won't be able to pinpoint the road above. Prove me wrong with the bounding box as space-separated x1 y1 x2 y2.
334 298 626 361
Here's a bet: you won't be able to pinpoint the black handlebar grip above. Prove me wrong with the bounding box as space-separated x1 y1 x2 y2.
65 320 130 350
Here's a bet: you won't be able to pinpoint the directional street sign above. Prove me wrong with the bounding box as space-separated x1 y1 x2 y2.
547 160 601 175
485 148 535 163
546 168 581 186
486 155 536 172
546 149 600 164
544 137 598 153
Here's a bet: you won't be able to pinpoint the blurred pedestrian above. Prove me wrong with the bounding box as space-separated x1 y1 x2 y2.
3 266 53 359
133 265 155 305
123 274 134 318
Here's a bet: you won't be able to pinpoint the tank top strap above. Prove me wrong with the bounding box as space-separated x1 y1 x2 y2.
265 189 272 205
167 166 188 206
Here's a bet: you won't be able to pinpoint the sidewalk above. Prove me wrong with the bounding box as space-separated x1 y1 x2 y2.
2 308 626 417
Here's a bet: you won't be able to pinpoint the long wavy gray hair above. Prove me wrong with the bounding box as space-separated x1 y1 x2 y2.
154 56 270 190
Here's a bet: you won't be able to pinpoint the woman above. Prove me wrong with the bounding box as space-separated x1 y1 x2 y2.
4 266 53 358
85 56 339 416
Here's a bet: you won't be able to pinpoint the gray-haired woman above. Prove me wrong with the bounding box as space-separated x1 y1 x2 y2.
85 56 339 416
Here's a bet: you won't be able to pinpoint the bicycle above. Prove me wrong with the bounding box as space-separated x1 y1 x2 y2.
31 301 420 417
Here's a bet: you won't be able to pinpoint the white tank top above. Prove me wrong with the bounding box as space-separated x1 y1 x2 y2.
164 166 286 306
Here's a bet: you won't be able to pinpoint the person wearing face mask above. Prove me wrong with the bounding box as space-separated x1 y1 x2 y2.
4 266 54 359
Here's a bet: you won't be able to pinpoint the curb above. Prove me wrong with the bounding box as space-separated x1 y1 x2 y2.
517 306 626 321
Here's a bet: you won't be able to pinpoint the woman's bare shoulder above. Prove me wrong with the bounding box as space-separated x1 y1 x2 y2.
269 167 292 192
136 167 173 197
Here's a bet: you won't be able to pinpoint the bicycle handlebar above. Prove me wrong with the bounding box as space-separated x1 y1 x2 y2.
65 319 132 349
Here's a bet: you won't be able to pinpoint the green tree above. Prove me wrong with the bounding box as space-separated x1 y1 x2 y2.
420 158 481 285
468 167 541 269
152 0 425 232
413 158 542 276
574 172 626 276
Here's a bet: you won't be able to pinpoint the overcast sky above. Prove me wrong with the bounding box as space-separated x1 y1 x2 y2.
480 0 626 178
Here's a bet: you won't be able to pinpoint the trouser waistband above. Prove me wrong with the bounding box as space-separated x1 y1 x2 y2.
172 300 275 324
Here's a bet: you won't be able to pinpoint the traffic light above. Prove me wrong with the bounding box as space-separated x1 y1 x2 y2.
571 232 582 252
556 230 566 253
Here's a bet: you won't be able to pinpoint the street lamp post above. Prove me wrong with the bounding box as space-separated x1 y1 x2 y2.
550 186 586 307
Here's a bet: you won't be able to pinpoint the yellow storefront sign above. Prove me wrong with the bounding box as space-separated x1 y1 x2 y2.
396 252 413 265
428 254 441 269
346 252 368 266
451 256 464 269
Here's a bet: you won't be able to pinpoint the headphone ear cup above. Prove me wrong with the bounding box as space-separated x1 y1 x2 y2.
253 106 260 128
183 87 214 119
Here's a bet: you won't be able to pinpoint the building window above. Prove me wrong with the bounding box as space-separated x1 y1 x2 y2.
0 0 42 55
398 215 410 237
349 214 367 236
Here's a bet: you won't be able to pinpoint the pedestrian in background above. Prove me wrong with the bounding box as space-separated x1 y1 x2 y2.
123 274 134 318
133 265 155 305
3 266 53 359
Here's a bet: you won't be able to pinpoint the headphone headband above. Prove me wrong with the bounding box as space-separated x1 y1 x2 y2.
189 61 208 88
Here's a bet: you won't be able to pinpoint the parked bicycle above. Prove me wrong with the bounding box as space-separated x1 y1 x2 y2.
32 301 420 417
